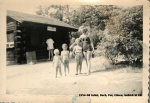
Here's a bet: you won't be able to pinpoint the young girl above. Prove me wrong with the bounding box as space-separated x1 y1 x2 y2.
61 43 70 76
73 38 83 75
53 49 62 78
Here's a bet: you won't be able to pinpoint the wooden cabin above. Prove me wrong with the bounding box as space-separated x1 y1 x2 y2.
7 10 78 65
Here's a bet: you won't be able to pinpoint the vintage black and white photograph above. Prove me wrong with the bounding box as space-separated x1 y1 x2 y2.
6 3 144 97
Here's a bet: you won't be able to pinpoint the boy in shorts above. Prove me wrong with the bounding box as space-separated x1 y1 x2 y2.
73 38 83 75
61 44 70 76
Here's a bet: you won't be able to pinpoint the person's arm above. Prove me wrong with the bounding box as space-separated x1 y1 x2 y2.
73 46 76 55
69 42 76 50
68 51 70 59
52 39 54 44
59 56 64 65
61 51 63 60
53 56 55 67
89 36 95 53
82 48 84 56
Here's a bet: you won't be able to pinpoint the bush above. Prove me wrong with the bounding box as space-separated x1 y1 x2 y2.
97 6 143 67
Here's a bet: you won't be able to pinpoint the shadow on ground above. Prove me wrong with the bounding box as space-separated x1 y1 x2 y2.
91 61 142 74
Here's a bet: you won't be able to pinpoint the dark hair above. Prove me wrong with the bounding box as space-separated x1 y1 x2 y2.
82 28 88 33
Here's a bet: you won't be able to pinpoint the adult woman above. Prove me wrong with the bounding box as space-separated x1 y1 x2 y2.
70 26 94 75
79 27 94 75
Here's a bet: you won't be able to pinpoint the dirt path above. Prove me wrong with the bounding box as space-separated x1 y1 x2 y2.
6 57 142 95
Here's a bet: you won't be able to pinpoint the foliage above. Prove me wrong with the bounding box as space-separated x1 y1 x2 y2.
36 5 143 67
97 5 143 66
36 5 69 21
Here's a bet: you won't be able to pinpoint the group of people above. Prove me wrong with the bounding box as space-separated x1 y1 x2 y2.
46 26 94 78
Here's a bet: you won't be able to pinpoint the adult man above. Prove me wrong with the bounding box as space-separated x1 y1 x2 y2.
46 37 54 61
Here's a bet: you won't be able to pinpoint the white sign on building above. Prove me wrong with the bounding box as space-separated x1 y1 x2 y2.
47 26 56 32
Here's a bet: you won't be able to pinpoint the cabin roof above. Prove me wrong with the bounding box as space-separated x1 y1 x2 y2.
7 10 78 30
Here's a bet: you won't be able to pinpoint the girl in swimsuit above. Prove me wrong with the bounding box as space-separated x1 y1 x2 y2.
73 38 83 75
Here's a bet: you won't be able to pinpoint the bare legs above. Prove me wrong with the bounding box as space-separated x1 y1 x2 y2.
83 51 92 75
75 57 83 75
64 61 69 76
76 61 79 75
83 52 87 66
56 66 62 78
48 49 54 60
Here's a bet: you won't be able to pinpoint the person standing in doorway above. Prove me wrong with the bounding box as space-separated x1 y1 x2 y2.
46 37 54 61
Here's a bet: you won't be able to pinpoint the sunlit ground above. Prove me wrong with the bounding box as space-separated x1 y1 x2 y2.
6 57 142 95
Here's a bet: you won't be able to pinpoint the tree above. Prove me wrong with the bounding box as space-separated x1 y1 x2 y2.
36 5 70 21
35 5 143 67
97 5 143 66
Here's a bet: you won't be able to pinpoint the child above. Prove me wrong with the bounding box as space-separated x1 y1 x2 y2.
53 49 62 78
73 38 83 75
61 43 69 76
